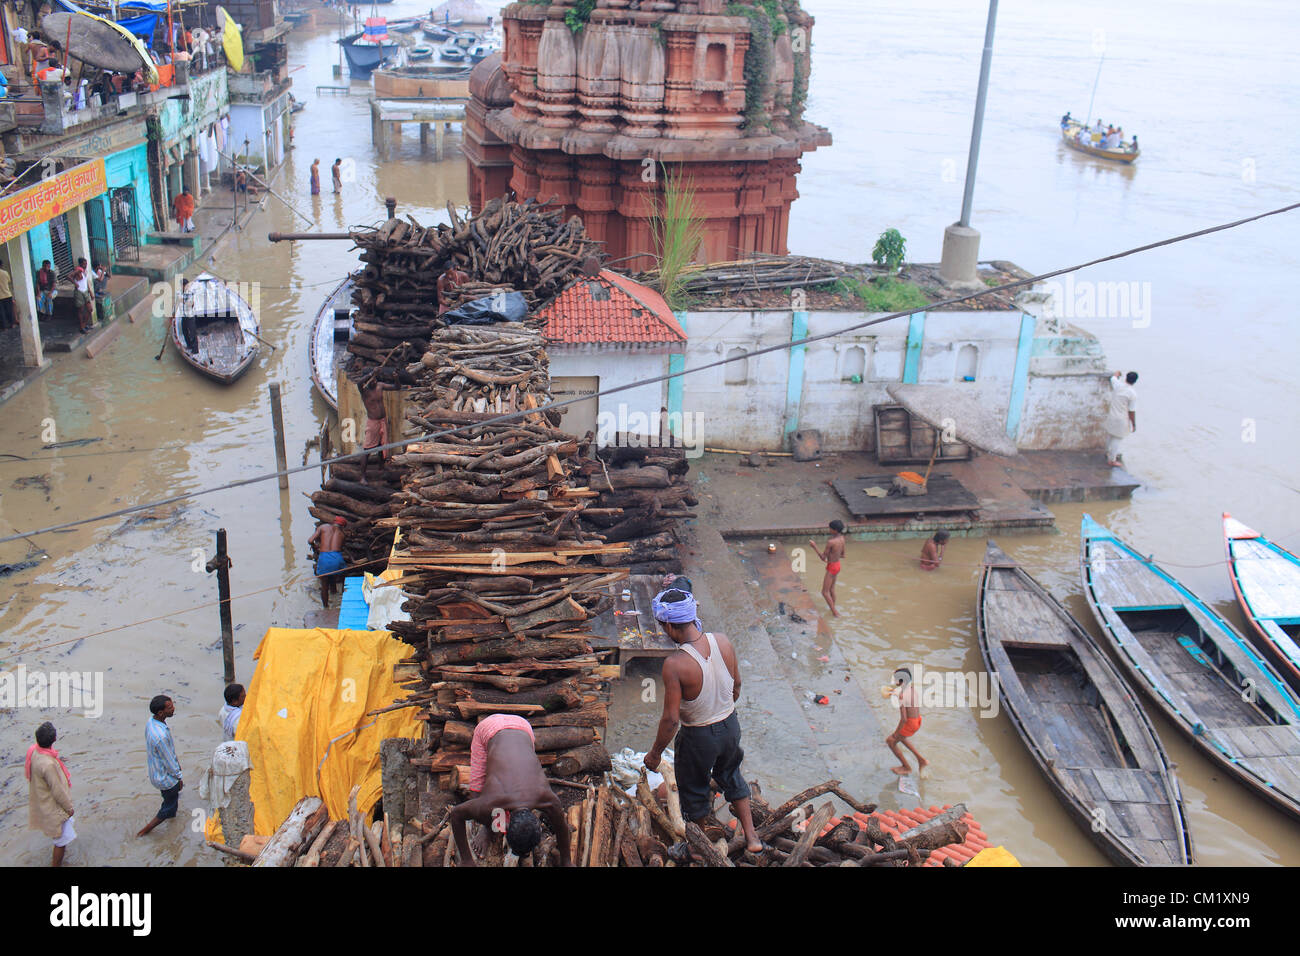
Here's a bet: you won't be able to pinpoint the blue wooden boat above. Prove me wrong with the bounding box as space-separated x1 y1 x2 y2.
339 30 401 75
1080 514 1300 821
978 541 1192 865
1224 514 1300 693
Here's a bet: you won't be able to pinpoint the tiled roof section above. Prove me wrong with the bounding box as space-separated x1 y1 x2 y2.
540 270 686 345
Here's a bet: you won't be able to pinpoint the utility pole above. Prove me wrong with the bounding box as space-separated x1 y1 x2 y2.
206 529 236 684
939 0 998 287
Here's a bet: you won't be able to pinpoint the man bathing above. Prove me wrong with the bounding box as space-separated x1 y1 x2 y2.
920 530 950 570
809 519 846 617
308 516 347 608
644 587 765 855
885 668 927 775
448 713 572 866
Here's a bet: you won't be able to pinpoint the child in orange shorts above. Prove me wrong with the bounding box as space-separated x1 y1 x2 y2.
885 667 928 775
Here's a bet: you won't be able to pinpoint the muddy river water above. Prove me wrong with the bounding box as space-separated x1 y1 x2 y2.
0 0 1297 865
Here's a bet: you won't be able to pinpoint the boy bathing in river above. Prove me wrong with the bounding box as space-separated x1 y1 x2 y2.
920 530 949 570
885 667 928 775
809 520 846 617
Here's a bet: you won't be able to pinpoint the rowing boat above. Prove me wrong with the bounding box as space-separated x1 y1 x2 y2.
171 273 259 385
978 541 1192 865
1080 514 1300 820
1061 120 1140 163
1224 514 1300 693
310 275 355 410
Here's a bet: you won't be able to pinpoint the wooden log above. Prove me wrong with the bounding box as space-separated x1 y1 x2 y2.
333 836 360 867
207 840 257 863
684 821 733 867
636 770 683 842
252 797 326 867
528 701 608 727
297 819 340 867
783 802 835 868
660 760 687 838
587 787 614 868
551 742 612 777
424 636 592 667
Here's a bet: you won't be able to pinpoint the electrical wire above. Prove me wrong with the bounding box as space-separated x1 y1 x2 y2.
0 199 1296 550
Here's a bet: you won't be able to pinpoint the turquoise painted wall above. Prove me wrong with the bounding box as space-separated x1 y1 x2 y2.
1005 312 1036 439
903 311 926 383
668 310 687 438
104 142 155 237
27 227 53 275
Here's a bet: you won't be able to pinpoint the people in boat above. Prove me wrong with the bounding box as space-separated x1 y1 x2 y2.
1130 134 1139 152
308 515 347 608
1060 111 1071 128
809 519 846 617
448 712 572 866
920 530 950 571
885 668 928 775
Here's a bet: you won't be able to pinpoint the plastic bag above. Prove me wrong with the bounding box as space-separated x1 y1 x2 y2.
443 291 528 325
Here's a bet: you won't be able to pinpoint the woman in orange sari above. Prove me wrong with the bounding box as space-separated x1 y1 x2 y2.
173 189 196 233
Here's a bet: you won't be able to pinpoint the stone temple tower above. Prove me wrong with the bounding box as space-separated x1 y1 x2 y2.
464 0 831 270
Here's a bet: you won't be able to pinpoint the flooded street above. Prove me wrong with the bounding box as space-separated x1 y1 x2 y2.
2 0 1298 866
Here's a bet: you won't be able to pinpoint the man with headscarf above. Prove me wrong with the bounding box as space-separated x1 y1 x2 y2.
27 722 75 866
644 587 766 855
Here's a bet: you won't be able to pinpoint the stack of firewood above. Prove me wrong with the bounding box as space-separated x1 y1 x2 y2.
410 772 975 868
344 197 602 385
305 459 406 570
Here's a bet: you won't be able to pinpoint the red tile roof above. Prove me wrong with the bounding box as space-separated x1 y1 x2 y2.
540 271 686 345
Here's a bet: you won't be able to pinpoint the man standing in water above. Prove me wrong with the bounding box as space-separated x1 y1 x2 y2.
138 695 183 837
1105 370 1138 467
27 722 75 866
919 530 949 570
809 519 846 617
448 714 572 866
331 157 343 194
360 376 398 483
643 587 766 856
308 515 347 608
310 158 321 196
885 667 927 775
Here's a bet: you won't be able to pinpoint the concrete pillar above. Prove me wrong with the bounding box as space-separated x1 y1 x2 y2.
435 121 445 161
6 236 44 367
68 203 93 270
939 222 981 287
419 122 428 147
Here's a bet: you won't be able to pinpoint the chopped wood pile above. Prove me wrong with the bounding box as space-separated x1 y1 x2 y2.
636 254 858 298
408 774 976 867
345 197 603 385
305 459 405 571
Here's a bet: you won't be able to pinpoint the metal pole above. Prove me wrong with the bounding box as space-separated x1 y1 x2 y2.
958 0 998 229
1085 53 1105 130
206 529 235 684
269 383 289 490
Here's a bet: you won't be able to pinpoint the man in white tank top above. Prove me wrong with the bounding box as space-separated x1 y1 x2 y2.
643 587 766 855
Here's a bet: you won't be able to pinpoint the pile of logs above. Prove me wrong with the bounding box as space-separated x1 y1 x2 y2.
407 773 975 867
305 459 406 570
344 197 602 385
636 254 858 298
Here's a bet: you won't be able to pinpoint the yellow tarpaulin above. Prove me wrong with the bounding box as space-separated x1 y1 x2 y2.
217 6 244 72
965 846 1022 867
207 626 420 840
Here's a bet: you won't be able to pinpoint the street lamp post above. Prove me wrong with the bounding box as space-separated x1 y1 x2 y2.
939 0 998 287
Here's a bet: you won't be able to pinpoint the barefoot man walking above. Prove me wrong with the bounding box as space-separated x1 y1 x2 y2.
809 519 846 617
885 668 928 775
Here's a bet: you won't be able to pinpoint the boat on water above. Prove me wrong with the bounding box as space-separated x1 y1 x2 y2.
409 44 434 61
172 274 260 385
439 43 466 62
977 541 1192 865
1223 514 1300 693
1080 514 1300 821
390 19 421 33
340 20 402 75
310 275 356 411
422 23 456 41
1061 119 1139 163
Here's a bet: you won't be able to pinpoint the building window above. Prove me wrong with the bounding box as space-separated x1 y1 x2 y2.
956 344 979 382
841 345 867 382
725 347 748 385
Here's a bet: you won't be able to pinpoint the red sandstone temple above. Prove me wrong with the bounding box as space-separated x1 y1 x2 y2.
465 0 831 270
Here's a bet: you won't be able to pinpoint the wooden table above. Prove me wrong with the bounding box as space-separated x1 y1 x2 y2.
587 574 677 665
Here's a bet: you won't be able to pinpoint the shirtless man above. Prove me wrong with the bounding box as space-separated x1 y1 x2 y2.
885 667 927 775
919 530 949 571
360 376 397 483
307 516 347 608
448 714 572 866
809 519 846 617
436 265 469 315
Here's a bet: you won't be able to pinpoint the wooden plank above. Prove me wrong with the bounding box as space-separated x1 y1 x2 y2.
832 474 979 518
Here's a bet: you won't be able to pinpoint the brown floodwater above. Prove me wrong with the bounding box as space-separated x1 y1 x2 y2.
1 0 1297 865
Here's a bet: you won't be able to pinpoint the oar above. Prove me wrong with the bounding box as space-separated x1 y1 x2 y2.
249 329 278 351
154 326 170 360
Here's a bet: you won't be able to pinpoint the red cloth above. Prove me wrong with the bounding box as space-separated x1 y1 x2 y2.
468 715 535 792
25 744 71 785
826 561 841 575
173 192 195 222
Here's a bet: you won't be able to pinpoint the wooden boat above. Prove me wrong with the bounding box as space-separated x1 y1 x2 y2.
1224 514 1300 693
309 275 355 410
339 31 402 75
409 45 434 61
171 273 260 385
978 541 1192 865
439 44 466 62
1080 514 1300 820
1061 120 1139 163
422 23 456 41
390 19 421 33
